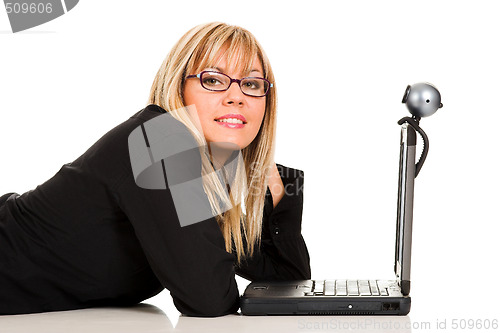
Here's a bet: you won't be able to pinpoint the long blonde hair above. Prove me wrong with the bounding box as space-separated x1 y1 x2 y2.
148 22 277 265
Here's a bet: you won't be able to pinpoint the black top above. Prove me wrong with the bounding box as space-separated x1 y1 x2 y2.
0 104 310 317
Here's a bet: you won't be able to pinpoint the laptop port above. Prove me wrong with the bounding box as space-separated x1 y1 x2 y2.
382 302 400 311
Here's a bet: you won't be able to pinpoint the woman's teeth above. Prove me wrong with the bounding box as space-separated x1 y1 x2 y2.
215 118 244 124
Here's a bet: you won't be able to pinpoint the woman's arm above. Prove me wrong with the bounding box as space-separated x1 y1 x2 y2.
235 163 311 281
267 162 285 208
115 131 240 317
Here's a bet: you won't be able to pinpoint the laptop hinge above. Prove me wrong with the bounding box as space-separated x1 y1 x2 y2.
400 280 410 296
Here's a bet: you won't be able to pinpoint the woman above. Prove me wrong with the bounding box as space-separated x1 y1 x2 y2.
0 22 310 317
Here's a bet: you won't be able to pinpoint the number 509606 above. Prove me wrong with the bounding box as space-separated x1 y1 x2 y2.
5 2 53 14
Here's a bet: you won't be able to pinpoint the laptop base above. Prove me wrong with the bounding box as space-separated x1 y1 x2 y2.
240 280 411 316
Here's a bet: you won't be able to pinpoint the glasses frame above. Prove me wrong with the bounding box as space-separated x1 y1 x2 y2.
186 71 273 97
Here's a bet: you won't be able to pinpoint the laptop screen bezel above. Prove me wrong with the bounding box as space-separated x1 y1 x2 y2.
394 123 416 295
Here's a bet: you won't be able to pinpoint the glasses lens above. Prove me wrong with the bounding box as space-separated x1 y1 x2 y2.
241 78 269 97
200 72 230 91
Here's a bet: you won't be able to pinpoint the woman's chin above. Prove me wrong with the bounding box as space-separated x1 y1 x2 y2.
207 137 246 150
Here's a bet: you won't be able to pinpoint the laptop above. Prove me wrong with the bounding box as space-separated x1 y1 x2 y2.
240 120 422 315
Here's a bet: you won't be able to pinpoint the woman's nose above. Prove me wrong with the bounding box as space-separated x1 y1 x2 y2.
223 82 245 105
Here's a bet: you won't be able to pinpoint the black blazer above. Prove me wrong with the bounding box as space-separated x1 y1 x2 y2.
0 104 310 317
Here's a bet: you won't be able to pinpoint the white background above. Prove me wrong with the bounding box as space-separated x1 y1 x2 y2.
1 0 499 330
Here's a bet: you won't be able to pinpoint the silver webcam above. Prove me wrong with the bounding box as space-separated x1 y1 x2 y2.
402 82 443 118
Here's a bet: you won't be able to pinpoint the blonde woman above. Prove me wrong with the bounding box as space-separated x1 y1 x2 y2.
0 22 310 317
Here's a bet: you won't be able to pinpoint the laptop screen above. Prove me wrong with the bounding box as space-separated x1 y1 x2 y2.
394 123 416 293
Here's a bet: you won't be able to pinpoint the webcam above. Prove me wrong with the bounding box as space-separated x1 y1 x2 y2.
402 82 443 119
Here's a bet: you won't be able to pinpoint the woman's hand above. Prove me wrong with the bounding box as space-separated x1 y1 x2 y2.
267 163 285 208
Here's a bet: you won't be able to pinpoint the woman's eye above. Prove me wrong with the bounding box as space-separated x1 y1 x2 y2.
203 77 223 86
244 80 261 89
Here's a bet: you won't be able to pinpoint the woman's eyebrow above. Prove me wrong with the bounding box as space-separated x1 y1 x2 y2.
206 66 222 72
204 66 263 76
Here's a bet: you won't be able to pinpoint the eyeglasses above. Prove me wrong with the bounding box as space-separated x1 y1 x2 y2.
186 71 273 97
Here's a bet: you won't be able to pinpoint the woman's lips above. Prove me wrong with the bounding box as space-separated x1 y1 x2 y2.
214 113 247 123
214 120 245 129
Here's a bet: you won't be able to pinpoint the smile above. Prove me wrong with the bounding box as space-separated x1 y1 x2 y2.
214 119 245 129
215 118 244 124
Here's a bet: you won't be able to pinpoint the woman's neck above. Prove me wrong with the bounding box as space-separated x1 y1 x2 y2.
207 142 239 170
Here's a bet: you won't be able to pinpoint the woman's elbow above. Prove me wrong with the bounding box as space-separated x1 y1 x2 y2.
173 293 240 317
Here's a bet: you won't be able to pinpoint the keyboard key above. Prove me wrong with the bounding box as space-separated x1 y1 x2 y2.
335 280 347 296
369 280 380 296
324 280 335 296
313 280 324 293
377 281 389 296
359 280 371 296
347 280 359 296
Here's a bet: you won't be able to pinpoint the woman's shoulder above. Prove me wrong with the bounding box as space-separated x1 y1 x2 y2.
275 163 304 182
71 105 198 188
84 104 193 156
129 104 198 149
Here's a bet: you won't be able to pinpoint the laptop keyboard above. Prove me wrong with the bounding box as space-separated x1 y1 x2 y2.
303 280 390 296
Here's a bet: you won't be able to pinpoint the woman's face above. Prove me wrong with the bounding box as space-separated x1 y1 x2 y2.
183 52 267 150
